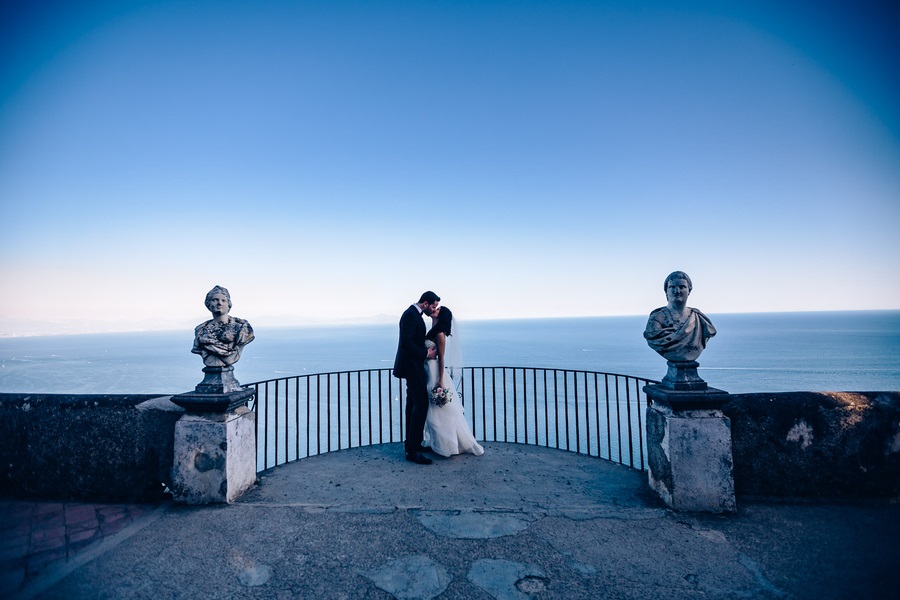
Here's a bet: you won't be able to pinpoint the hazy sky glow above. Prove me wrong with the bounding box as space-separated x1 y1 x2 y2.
2 0 898 335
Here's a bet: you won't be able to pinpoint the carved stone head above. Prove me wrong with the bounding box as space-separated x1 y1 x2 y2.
204 285 232 312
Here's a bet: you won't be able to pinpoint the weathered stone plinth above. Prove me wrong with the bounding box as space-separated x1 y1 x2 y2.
657 360 719 392
172 407 256 504
645 384 736 513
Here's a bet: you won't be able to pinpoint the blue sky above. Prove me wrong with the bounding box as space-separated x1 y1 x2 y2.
1 0 898 335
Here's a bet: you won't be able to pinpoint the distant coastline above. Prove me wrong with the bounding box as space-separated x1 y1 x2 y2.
2 309 898 339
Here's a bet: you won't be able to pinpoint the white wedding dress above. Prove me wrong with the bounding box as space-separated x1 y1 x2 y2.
423 339 484 457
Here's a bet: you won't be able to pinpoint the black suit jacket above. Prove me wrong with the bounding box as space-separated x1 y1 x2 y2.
393 305 426 379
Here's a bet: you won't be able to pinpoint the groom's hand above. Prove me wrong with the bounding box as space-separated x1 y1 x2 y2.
426 347 437 360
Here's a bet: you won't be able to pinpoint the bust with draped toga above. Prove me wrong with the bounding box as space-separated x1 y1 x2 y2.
643 271 725 401
644 271 716 362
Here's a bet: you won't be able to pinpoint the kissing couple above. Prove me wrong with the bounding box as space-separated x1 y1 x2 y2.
392 291 485 465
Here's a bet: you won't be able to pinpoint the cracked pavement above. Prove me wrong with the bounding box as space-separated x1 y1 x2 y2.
11 442 900 599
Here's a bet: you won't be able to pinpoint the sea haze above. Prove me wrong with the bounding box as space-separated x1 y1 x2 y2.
0 311 898 395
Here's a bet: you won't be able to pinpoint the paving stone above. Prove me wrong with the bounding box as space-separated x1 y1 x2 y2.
468 559 547 600
67 527 101 544
66 517 100 534
30 525 66 549
364 555 451 599
99 517 130 536
32 503 64 516
414 510 530 539
65 503 99 524
26 545 68 572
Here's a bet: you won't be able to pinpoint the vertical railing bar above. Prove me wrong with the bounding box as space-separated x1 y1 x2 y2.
625 377 634 468
583 372 591 456
365 372 371 447
466 367 475 436
553 370 560 450
499 368 506 442
563 371 570 452
344 372 350 449
305 376 311 459
357 372 363 448
253 383 260 472
316 374 322 455
543 370 549 448
532 369 538 447
511 368 517 443
286 379 290 464
481 368 487 441
468 368 473 439
344 372 350 450
604 374 612 460
572 371 579 454
352 372 356 448
335 373 340 451
376 371 382 445
296 378 301 461
587 372 593 456
378 373 388 444
263 381 270 469
474 367 479 437
283 379 289 465
522 368 529 445
472 367 478 437
274 380 280 466
592 373 599 458
615 375 623 464
635 377 645 470
400 378 405 445
634 379 644 471
345 372 351 449
491 368 496 442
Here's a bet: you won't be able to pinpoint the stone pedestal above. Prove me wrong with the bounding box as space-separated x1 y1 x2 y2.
172 407 256 504
645 384 736 513
170 367 255 414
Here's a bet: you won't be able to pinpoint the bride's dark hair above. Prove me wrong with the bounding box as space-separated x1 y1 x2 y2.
426 306 453 340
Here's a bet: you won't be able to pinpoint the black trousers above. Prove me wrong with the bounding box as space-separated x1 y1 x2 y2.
404 366 428 455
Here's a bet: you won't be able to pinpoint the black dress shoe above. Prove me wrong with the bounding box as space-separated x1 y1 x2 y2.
419 445 433 453
405 452 433 465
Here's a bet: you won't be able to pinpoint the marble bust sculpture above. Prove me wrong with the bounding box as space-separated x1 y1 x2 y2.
643 271 716 362
192 285 255 367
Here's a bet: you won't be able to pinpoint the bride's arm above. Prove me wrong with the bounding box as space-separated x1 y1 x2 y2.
436 332 446 385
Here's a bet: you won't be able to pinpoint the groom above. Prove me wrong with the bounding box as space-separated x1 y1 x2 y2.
393 291 440 465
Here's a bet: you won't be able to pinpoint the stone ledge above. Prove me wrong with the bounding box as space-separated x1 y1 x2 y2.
722 391 900 499
0 394 184 502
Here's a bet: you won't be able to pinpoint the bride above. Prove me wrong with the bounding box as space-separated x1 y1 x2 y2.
422 306 484 457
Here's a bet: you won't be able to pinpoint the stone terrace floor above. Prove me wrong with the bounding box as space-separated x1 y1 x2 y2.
2 442 899 599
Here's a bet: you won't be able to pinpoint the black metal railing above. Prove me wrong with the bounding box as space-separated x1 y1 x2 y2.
247 367 657 473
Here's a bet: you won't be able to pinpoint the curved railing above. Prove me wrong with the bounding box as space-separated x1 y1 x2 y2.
247 367 657 473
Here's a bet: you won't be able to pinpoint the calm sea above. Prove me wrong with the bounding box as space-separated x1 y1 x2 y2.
1 311 898 395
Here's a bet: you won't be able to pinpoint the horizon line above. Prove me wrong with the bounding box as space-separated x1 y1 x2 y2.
2 308 898 339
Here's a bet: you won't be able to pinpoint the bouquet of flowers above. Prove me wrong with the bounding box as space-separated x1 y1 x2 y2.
430 386 451 407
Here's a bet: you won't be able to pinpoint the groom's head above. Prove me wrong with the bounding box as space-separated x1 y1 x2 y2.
418 291 440 316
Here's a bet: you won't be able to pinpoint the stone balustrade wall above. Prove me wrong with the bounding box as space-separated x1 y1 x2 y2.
722 391 900 499
0 394 184 502
1 390 898 502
